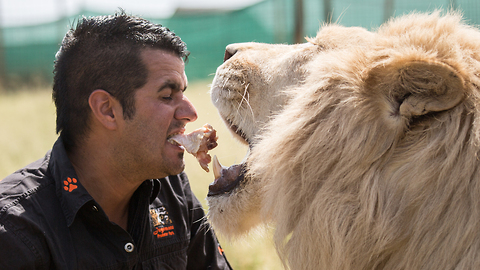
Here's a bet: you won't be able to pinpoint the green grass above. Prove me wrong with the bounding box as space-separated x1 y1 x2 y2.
0 81 283 270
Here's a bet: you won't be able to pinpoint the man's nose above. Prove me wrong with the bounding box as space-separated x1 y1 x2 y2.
176 95 198 123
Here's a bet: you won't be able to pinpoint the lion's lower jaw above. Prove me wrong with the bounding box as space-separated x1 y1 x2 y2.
207 181 265 238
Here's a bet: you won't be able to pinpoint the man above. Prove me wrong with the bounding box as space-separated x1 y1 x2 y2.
0 12 232 269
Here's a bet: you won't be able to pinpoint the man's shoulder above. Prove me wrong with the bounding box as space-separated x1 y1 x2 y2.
0 153 55 218
0 154 57 269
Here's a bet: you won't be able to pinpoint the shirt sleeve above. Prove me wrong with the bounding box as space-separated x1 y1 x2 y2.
178 173 233 270
0 222 46 269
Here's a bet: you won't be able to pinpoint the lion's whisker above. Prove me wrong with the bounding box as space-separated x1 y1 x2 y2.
236 83 255 121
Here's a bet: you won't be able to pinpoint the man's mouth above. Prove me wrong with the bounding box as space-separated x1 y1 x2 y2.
167 133 185 149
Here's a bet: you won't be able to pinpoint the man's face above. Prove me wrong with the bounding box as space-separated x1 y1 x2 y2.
118 49 197 179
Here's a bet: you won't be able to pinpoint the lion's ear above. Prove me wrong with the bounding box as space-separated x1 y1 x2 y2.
397 61 465 117
367 61 465 117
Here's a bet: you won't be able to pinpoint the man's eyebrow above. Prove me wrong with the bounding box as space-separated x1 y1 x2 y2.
158 81 186 92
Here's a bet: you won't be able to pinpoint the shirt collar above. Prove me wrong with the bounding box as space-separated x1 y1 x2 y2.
49 137 162 227
150 178 161 204
49 137 94 227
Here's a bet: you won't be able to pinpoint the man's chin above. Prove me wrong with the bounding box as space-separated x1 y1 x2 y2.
170 163 185 176
163 158 186 177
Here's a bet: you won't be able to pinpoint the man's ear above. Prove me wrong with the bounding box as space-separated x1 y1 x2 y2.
88 89 122 130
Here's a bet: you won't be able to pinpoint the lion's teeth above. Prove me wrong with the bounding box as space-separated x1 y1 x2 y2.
212 155 224 179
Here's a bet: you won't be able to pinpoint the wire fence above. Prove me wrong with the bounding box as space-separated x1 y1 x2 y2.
1 0 479 89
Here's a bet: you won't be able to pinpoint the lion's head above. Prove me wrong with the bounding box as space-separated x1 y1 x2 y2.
207 12 480 269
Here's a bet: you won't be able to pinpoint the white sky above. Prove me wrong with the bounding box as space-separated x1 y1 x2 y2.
0 0 263 27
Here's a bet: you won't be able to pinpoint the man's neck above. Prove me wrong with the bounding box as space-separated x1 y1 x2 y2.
67 145 141 231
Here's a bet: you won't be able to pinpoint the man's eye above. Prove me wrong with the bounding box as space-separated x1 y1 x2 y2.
162 96 173 100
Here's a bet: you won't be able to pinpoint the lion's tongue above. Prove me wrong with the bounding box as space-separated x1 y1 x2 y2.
208 156 246 196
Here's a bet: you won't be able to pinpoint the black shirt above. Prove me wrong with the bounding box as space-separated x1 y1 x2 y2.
0 138 232 269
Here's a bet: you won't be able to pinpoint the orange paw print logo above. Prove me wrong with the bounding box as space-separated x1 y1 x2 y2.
63 177 78 192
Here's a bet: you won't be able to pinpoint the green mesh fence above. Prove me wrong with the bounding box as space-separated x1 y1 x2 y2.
1 0 479 87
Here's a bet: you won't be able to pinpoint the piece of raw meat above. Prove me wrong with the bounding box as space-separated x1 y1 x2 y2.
168 123 218 172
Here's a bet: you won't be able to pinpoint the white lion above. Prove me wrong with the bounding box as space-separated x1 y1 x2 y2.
207 12 480 269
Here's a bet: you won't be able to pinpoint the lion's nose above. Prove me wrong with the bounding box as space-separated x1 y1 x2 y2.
224 46 238 62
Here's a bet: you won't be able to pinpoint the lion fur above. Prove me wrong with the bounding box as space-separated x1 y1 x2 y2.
209 12 480 269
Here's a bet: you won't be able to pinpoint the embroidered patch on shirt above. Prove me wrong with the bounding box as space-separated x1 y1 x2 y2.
150 206 175 238
63 177 78 192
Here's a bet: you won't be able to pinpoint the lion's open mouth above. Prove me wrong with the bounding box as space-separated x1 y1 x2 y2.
226 118 250 145
207 119 249 197
208 156 246 196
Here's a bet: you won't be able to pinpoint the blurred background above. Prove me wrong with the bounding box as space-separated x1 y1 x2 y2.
0 0 479 89
1 0 480 269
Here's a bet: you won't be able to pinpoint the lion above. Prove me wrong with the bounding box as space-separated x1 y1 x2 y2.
206 11 480 270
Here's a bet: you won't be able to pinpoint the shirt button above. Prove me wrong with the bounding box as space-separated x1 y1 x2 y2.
92 205 98 211
124 242 134 253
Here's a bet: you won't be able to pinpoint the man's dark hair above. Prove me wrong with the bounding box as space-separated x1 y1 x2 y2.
53 11 189 150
